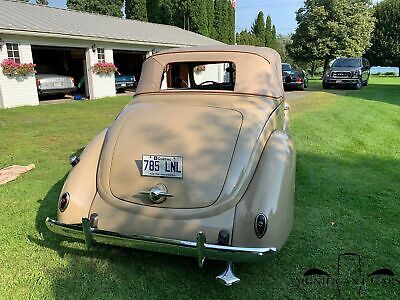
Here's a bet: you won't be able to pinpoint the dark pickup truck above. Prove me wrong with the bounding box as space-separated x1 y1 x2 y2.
323 57 370 90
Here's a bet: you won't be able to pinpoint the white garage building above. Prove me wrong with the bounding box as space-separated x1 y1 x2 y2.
0 0 220 109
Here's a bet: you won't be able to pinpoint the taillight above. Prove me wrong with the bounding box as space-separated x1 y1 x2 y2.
70 77 75 85
254 213 268 238
36 78 41 86
296 78 303 83
59 192 70 212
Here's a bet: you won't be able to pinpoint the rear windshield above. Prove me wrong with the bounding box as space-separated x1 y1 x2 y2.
332 58 361 68
161 62 236 91
282 63 292 71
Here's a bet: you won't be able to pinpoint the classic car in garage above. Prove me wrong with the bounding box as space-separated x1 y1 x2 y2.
35 73 76 97
45 45 296 286
115 72 136 92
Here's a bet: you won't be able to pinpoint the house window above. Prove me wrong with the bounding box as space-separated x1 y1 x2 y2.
6 43 21 63
97 48 105 63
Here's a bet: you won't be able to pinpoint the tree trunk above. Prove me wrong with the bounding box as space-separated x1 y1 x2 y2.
311 62 317 77
322 58 330 79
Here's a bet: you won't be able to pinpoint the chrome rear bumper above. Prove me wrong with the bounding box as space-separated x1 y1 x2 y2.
45 217 277 265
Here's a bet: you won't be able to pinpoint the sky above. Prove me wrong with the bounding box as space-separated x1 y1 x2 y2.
42 0 303 36
37 0 385 36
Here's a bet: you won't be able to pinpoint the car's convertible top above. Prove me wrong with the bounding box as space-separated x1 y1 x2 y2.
136 45 284 98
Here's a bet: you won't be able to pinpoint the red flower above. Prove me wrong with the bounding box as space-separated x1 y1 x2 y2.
92 62 117 74
1 59 36 76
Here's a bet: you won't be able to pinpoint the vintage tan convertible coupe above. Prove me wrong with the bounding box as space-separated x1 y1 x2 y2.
46 45 295 286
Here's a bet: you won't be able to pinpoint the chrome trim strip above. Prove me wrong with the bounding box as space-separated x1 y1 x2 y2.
45 218 277 262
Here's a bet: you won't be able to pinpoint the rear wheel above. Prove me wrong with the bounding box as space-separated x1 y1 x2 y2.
299 83 305 91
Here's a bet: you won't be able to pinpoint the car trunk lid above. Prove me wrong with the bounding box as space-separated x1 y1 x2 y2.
104 103 243 209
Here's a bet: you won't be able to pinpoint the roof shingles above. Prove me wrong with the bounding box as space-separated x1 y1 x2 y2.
0 0 221 47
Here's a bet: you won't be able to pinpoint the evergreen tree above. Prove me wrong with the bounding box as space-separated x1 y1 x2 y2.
213 0 235 44
227 0 235 44
248 11 265 46
214 0 229 43
236 30 259 46
159 0 175 25
67 0 124 17
146 0 161 23
271 25 277 48
36 0 49 5
206 0 216 39
125 0 147 21
265 15 273 47
190 0 209 36
366 0 400 76
251 11 265 37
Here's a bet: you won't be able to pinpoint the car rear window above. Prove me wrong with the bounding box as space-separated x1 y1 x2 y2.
282 63 292 71
161 62 236 91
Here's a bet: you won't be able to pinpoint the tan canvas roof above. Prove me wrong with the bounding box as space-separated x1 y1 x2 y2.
136 45 284 98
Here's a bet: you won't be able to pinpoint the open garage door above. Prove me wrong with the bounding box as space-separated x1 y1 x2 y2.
113 50 146 93
32 46 87 100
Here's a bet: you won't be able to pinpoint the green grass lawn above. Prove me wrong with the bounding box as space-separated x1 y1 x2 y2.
0 77 399 299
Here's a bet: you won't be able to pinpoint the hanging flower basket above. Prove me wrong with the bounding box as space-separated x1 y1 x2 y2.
1 59 36 77
92 62 117 75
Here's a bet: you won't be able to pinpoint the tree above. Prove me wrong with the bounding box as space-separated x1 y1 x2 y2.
206 0 216 39
67 0 124 17
36 0 49 5
146 0 161 23
125 0 147 21
237 12 278 48
189 0 209 36
366 0 400 76
265 15 274 48
271 25 277 48
236 30 259 46
159 0 175 25
288 0 375 72
214 0 235 44
251 11 265 37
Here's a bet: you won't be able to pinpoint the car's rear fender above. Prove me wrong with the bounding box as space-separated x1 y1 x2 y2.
232 131 295 249
57 128 108 224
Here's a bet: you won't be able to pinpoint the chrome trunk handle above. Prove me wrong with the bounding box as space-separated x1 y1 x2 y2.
140 183 174 203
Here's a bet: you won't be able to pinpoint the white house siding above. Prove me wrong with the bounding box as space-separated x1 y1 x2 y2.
193 63 228 84
86 48 116 100
0 41 39 108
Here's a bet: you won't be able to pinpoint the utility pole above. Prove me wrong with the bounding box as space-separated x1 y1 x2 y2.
232 0 236 44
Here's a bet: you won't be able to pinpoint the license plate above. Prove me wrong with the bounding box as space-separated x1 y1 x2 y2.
121 83 126 87
52 82 64 88
142 155 183 178
336 80 343 83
